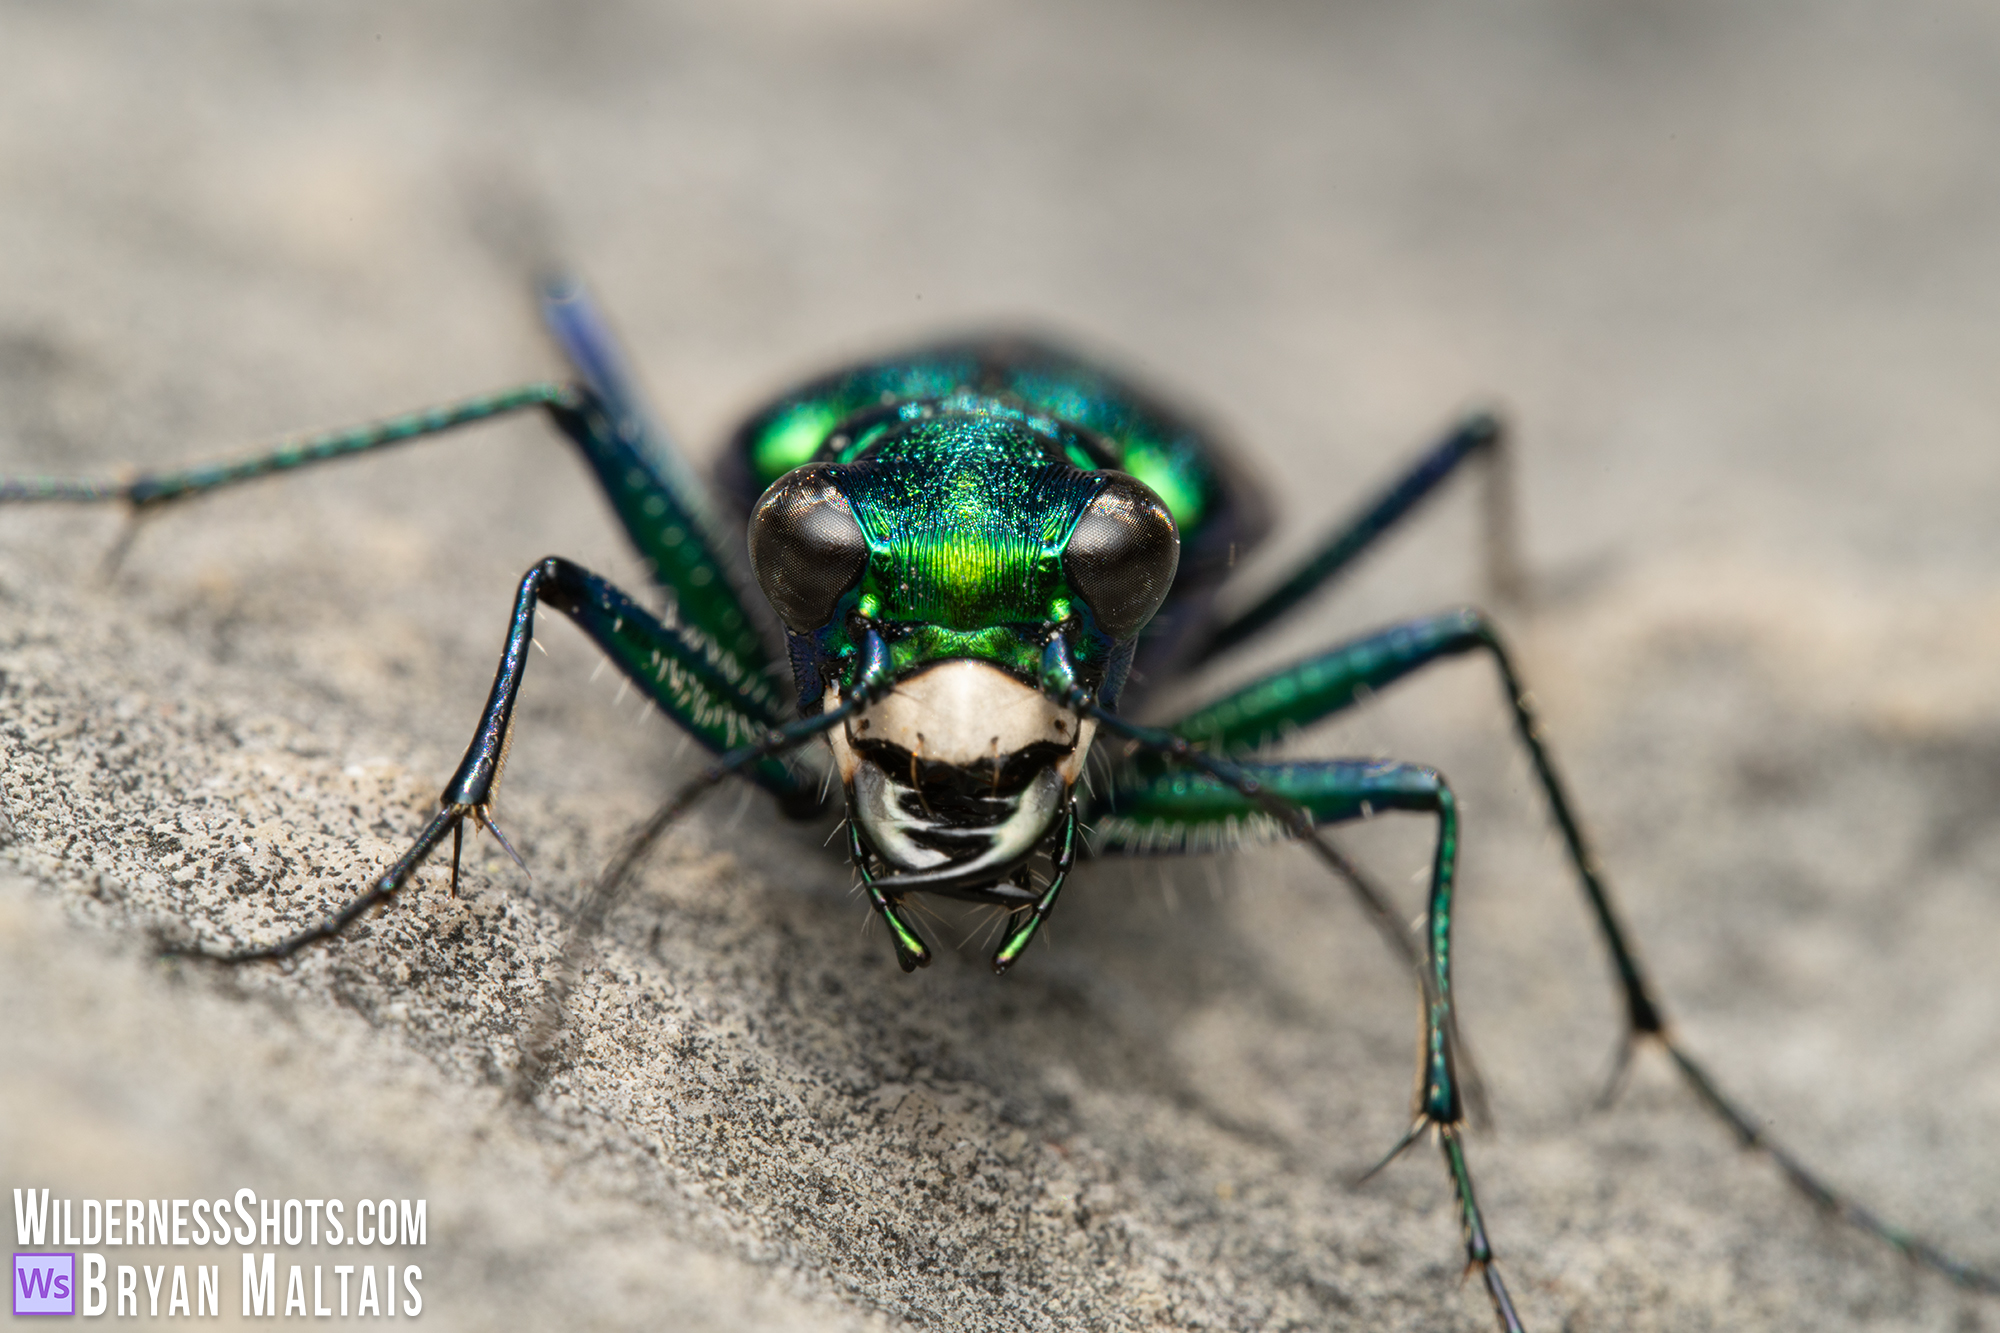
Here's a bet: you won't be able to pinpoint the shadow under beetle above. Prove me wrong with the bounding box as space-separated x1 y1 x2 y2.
7 279 1995 1330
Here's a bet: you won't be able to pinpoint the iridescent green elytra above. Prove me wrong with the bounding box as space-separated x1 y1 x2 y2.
5 280 1991 1331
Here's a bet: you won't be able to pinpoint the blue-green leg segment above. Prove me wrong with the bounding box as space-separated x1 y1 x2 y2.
1090 758 1511 1304
435 556 809 815
1192 411 1516 664
163 555 823 967
1041 635 1526 1331
1089 757 1471 1135
0 384 576 507
1090 757 1438 855
1141 614 2000 1301
538 280 776 680
1171 607 1666 1045
1 284 777 690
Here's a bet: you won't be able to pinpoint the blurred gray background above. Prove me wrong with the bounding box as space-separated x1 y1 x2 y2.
1 1 1997 1329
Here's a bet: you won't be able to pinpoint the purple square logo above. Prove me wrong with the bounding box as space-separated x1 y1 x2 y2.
13 1253 74 1316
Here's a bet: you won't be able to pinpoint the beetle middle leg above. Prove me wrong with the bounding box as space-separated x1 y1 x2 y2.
1101 606 2000 1304
1064 690 1524 1331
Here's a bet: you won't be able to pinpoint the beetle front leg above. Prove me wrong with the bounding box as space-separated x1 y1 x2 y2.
166 555 817 966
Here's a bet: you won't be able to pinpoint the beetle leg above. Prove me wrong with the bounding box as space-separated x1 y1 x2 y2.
0 383 577 514
1170 609 1670 1050
1118 615 2000 1297
1 280 784 690
1075 705 1525 1330
1192 410 1517 663
163 554 823 967
538 279 779 682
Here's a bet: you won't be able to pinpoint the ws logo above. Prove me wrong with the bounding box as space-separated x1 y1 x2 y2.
14 1252 74 1316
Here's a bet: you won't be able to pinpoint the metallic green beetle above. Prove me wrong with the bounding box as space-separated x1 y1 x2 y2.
6 280 1991 1331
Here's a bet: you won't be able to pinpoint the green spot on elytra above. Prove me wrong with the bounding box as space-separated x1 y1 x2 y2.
1121 445 1202 528
752 402 841 485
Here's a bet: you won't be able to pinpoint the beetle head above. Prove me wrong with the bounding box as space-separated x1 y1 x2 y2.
747 403 1178 897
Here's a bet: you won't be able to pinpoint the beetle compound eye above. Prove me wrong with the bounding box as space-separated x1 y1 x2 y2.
1063 474 1180 640
749 465 870 632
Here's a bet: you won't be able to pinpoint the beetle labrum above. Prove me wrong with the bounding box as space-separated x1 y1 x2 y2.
4 281 1993 1330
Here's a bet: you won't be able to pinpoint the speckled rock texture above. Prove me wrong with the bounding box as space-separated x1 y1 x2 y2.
2 3 1997 1329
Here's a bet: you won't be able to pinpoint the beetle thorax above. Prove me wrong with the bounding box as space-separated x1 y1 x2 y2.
826 660 1095 891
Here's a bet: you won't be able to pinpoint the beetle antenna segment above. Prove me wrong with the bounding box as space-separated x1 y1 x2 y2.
511 694 869 1101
